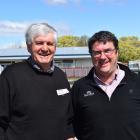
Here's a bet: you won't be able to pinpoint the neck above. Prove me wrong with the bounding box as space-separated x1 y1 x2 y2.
95 71 117 84
39 63 51 72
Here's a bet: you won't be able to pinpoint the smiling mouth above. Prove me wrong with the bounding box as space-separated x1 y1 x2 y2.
39 53 50 56
100 60 109 65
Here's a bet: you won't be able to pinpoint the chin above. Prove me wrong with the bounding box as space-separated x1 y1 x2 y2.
100 68 111 74
39 61 51 65
100 67 110 71
38 58 52 63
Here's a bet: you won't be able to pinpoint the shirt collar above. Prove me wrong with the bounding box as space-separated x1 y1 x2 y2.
27 57 54 74
94 65 119 85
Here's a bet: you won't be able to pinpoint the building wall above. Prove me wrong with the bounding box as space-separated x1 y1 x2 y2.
128 60 140 73
75 58 92 67
0 58 93 78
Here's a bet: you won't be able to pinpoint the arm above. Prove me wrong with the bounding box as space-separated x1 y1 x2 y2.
65 91 75 140
0 74 11 139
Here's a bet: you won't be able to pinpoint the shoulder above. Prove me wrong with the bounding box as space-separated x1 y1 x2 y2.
53 66 69 81
72 76 87 90
119 63 136 75
53 66 70 88
1 61 29 77
136 72 140 81
72 67 94 89
54 66 66 76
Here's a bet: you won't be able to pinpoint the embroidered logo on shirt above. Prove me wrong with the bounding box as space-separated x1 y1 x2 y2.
84 91 95 97
56 89 69 96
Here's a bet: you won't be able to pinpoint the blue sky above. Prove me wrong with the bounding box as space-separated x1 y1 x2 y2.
0 0 140 48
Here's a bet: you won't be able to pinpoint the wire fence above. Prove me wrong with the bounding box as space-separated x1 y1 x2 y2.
62 67 92 78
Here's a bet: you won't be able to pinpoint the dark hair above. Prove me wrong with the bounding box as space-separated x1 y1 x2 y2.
88 31 119 54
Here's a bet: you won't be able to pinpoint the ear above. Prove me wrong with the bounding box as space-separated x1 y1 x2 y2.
27 44 32 53
116 50 119 59
54 45 56 51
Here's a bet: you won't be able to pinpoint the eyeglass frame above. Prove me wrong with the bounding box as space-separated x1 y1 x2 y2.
91 48 117 58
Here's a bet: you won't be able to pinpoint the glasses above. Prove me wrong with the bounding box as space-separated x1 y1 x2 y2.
33 41 55 47
92 48 116 57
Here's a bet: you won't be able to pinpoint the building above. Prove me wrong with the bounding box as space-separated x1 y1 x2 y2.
128 60 140 73
0 47 92 80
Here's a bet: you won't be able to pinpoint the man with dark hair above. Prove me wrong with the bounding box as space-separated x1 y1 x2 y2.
71 31 140 140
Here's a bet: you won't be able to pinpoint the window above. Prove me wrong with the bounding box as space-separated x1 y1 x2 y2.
62 60 74 67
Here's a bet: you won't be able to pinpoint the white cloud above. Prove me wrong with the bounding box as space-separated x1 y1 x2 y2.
45 0 67 5
0 20 72 36
54 22 72 35
44 0 80 5
44 0 125 5
0 20 72 48
0 21 29 35
95 0 126 4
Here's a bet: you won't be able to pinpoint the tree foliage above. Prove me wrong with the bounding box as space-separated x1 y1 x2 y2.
119 36 140 62
58 35 88 47
76 35 88 46
58 35 140 63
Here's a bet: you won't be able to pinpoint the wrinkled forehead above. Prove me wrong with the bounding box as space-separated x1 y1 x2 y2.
31 31 56 40
33 33 56 43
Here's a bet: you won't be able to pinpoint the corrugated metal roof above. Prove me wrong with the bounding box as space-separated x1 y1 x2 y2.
0 48 29 57
0 47 90 60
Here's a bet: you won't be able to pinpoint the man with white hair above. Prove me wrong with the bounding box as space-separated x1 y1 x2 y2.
0 23 74 140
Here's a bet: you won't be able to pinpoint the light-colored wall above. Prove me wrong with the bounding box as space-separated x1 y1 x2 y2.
75 58 92 67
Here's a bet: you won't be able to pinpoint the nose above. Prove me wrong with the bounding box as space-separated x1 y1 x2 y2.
100 52 107 59
41 43 49 51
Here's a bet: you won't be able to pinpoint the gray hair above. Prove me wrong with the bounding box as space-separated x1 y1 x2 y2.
25 23 57 45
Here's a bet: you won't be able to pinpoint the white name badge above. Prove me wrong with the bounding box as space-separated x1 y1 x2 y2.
56 89 69 96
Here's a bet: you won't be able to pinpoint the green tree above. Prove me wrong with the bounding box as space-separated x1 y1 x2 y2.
58 35 89 47
119 37 140 62
119 36 140 48
58 36 79 47
76 35 89 46
57 35 140 63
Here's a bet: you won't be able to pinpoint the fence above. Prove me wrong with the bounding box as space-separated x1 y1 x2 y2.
61 67 92 78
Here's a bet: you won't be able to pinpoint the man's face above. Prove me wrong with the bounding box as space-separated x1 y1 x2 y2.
91 41 118 77
28 33 56 68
